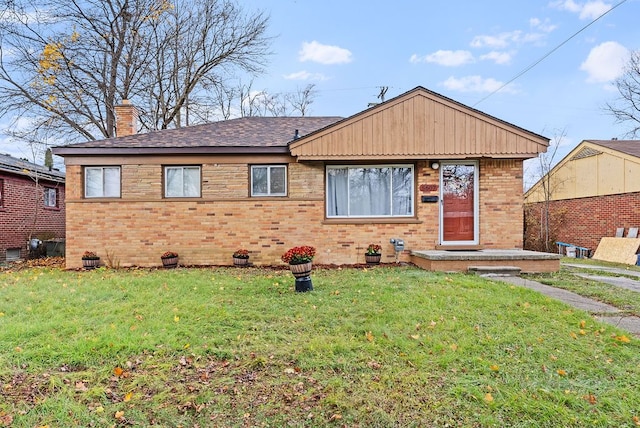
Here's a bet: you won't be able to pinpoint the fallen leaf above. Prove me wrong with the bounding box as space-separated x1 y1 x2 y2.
490 364 499 372
615 335 631 343
484 393 494 403
557 369 567 376
113 367 124 377
450 343 458 351
365 331 374 342
570 332 577 339
580 320 586 329
329 413 342 421
115 410 124 420
583 394 597 405
75 381 88 392
124 391 133 402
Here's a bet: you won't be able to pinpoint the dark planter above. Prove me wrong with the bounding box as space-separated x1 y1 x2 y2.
295 276 313 292
82 258 100 270
365 253 381 265
233 256 249 266
161 256 178 269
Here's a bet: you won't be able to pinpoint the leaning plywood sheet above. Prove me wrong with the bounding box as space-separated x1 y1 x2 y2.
592 237 640 265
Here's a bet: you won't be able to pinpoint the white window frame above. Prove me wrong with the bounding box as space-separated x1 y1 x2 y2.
84 166 121 198
326 164 415 218
43 187 57 208
251 165 287 197
164 166 201 198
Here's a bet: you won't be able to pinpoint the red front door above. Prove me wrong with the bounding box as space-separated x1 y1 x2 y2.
441 163 476 243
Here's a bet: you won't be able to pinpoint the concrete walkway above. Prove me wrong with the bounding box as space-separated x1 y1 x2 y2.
489 268 640 337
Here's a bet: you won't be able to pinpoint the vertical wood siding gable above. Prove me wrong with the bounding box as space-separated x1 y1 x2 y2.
290 91 547 159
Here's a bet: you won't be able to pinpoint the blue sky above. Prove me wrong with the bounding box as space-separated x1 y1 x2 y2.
1 0 638 184
241 0 638 183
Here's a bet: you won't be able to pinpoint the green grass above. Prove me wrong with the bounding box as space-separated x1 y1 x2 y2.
1 265 640 427
526 261 640 316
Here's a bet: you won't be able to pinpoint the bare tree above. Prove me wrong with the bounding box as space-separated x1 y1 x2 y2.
524 129 567 252
606 49 640 138
0 0 271 142
287 84 316 116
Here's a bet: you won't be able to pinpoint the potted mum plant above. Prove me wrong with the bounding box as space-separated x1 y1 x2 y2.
281 246 316 292
160 251 179 268
232 249 250 266
365 243 382 265
81 251 100 270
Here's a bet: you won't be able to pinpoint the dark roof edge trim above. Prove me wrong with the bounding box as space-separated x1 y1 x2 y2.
52 146 291 156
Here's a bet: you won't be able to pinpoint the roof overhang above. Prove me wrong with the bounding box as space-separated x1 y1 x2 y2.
52 146 291 156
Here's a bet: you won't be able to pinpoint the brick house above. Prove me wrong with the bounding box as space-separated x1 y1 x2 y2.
53 86 553 270
0 153 66 262
524 139 640 254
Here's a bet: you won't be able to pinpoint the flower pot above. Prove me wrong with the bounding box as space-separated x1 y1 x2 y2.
289 261 312 278
161 256 178 269
365 254 381 265
233 256 249 266
82 258 100 270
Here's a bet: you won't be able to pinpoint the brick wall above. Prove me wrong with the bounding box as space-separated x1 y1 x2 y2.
0 173 66 261
524 191 640 253
480 159 524 248
63 158 525 268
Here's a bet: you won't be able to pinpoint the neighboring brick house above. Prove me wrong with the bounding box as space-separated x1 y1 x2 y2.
53 86 551 270
524 139 640 254
0 153 66 262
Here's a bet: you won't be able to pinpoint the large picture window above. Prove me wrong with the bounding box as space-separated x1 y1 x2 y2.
327 165 414 217
85 167 121 198
165 166 201 197
251 165 287 197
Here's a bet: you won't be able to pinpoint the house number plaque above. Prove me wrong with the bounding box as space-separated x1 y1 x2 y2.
419 184 438 192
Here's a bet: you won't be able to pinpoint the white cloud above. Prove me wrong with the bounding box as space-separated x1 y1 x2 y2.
411 50 474 66
580 41 628 83
283 70 328 81
480 51 512 65
529 17 558 33
470 32 521 49
550 0 612 20
298 41 352 65
442 75 518 94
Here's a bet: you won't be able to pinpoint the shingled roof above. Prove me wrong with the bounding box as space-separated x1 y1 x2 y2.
53 116 343 155
0 153 65 183
587 139 640 158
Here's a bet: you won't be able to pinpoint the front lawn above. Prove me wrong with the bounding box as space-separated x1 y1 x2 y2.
1 265 639 427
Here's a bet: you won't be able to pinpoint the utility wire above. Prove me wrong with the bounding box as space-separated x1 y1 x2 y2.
472 0 628 107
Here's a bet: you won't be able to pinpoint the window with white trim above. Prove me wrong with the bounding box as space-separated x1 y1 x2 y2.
85 167 121 198
43 187 57 207
326 165 414 217
164 166 201 197
251 165 287 197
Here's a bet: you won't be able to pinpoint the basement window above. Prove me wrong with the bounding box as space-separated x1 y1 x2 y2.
6 248 21 261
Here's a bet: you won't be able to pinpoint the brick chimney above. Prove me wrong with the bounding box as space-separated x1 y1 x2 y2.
114 100 138 137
